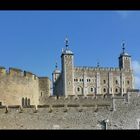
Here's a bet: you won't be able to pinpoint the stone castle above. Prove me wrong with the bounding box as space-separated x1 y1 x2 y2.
0 38 136 107
1 38 140 129
52 39 134 97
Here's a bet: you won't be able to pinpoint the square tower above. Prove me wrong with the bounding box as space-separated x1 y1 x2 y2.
61 38 74 96
119 42 132 70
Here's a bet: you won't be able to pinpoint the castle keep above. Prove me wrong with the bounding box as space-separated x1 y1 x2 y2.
52 39 134 97
1 38 140 129
0 38 135 107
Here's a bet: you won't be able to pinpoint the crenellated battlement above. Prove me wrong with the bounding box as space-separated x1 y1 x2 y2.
9 67 23 76
0 65 50 108
24 71 38 80
0 66 6 75
74 66 121 72
0 66 38 80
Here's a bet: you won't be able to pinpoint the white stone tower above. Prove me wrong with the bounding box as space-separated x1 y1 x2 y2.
118 42 134 94
119 42 132 70
52 62 61 95
52 62 61 83
61 38 74 96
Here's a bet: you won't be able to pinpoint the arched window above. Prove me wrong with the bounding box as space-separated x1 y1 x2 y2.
103 88 106 93
103 80 106 84
25 97 28 107
91 88 93 92
115 88 118 93
27 99 30 106
22 98 24 107
116 80 118 84
76 87 83 95
77 87 80 92
127 80 130 85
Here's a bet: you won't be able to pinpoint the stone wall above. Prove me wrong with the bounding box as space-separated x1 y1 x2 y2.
53 74 63 96
74 67 133 96
0 67 39 106
39 77 51 100
39 95 112 106
0 92 140 129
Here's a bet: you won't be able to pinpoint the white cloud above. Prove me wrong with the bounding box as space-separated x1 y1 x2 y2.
116 11 132 19
132 60 140 89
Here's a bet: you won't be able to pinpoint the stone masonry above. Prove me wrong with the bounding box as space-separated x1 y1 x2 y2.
0 38 139 129
0 92 140 129
52 39 134 97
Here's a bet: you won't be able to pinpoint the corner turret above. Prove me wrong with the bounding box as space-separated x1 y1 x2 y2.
119 41 132 70
52 62 61 84
61 37 74 96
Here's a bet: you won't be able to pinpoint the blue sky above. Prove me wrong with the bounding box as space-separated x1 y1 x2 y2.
0 11 140 88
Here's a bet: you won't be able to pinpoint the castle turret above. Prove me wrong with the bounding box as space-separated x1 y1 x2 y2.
52 62 61 83
52 62 61 95
61 37 74 96
119 42 132 70
119 42 134 95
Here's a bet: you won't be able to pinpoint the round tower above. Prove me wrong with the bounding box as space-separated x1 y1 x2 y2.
52 62 61 95
52 62 61 83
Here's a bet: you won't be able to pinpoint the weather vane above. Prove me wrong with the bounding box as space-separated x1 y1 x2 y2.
122 40 125 53
65 36 69 49
55 62 58 69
